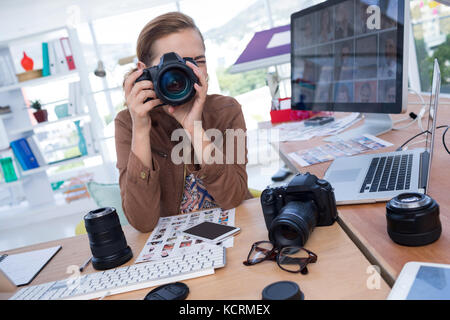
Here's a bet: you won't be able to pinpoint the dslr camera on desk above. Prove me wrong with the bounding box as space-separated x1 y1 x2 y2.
261 173 338 248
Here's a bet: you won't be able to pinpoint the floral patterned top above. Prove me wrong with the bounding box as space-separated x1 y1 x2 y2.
180 173 217 214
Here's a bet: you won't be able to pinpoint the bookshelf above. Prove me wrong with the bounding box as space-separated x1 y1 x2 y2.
0 113 13 120
0 70 78 93
20 154 100 176
0 26 108 210
9 113 90 135
0 180 21 188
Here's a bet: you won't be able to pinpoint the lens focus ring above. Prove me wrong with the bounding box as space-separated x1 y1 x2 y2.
84 207 133 270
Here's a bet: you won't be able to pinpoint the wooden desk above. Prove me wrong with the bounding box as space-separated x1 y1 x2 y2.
0 198 389 300
275 94 450 286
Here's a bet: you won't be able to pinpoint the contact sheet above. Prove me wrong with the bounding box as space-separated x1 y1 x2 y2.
135 208 235 263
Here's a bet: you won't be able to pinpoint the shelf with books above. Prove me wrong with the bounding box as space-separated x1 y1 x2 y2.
20 153 100 177
0 113 13 120
0 26 107 210
0 179 22 188
0 69 79 93
0 153 102 188
8 113 90 135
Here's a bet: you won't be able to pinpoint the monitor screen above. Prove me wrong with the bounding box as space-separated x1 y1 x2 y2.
291 0 406 114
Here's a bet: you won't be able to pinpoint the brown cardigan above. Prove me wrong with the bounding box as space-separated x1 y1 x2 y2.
114 94 252 232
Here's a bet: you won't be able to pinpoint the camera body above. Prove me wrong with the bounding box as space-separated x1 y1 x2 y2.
135 52 198 106
261 173 338 248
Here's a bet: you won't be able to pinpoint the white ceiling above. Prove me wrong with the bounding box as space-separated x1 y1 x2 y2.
0 0 178 42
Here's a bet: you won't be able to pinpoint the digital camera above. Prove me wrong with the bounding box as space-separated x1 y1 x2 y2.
261 173 338 248
135 52 198 106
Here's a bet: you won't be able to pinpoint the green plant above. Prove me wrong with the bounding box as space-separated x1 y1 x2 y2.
216 66 267 97
30 100 43 111
415 34 450 93
431 34 450 90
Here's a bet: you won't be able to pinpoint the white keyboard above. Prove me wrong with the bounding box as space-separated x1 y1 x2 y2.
9 246 225 300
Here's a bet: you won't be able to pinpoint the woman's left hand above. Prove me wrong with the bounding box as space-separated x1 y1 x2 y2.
163 61 208 134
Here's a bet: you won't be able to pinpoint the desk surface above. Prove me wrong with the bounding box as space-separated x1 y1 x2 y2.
0 198 389 300
275 94 450 286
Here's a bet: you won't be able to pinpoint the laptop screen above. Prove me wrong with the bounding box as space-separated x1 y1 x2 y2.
424 59 441 192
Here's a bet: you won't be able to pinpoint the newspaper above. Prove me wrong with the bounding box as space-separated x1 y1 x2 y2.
288 134 393 167
274 113 362 142
135 208 235 264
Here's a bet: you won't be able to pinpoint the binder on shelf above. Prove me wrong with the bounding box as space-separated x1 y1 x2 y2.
0 118 9 150
10 138 40 171
3 54 18 84
48 41 57 75
0 55 14 86
0 157 18 182
60 37 76 70
82 122 96 155
0 56 7 86
41 42 50 77
68 81 82 115
2 54 19 84
52 39 68 72
26 136 47 166
68 82 76 115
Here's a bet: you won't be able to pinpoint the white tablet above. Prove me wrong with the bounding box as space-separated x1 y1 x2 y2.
388 262 450 300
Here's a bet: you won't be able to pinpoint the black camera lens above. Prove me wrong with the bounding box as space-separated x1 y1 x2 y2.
84 207 133 270
279 225 299 241
160 69 190 99
269 201 318 248
386 193 441 246
135 52 198 106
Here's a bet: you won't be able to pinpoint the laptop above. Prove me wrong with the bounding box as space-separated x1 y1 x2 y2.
324 59 441 205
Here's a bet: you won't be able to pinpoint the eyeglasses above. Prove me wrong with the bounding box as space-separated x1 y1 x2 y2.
243 241 317 274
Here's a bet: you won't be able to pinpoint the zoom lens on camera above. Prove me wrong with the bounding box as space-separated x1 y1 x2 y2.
84 207 133 270
261 173 338 248
135 52 198 106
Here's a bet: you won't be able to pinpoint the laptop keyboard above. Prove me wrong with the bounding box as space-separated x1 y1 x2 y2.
360 154 413 193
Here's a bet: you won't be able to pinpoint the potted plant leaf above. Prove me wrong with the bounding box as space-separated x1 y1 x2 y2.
30 100 48 123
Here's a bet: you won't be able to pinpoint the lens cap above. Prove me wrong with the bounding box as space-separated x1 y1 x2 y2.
262 281 304 300
144 282 189 300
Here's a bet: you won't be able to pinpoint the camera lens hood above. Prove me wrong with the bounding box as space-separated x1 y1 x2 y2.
386 193 441 246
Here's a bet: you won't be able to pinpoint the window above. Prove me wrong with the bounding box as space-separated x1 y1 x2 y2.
76 2 179 128
269 0 325 26
411 0 450 93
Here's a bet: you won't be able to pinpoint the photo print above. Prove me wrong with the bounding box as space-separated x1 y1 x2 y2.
355 81 377 103
136 207 236 263
335 0 354 39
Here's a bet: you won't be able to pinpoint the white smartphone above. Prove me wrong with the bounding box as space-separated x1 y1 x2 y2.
388 262 450 300
181 221 240 243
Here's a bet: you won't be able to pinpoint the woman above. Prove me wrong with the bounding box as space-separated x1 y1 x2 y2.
319 8 333 43
115 12 251 232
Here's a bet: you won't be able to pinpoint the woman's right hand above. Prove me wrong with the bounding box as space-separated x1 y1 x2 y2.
124 69 163 133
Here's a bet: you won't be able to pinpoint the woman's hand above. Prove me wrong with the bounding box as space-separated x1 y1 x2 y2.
124 69 164 133
163 61 208 135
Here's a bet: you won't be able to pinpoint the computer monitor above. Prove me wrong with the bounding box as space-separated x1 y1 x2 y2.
291 0 409 140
